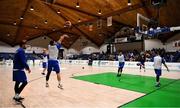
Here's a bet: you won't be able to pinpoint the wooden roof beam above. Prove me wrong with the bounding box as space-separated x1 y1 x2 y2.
34 1 148 45
140 0 153 18
14 0 33 43
0 38 14 47
0 21 50 31
102 2 146 18
54 2 100 18
45 3 99 46
68 35 80 49
72 2 147 27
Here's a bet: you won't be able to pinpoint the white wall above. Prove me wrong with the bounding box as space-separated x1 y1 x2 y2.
145 37 180 52
164 41 180 52
0 35 108 55
27 36 51 48
99 44 108 53
81 46 99 54
115 42 142 51
144 39 164 50
69 36 99 54
62 40 108 59
165 33 180 52
0 36 51 53
66 48 79 55
0 41 18 53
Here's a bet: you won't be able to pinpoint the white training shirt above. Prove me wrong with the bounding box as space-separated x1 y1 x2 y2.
153 55 165 70
48 43 61 60
43 54 48 62
118 55 125 62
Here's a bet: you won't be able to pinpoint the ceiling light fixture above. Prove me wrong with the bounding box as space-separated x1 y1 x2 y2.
44 20 48 24
34 25 38 29
30 6 34 11
76 1 80 8
13 22 17 25
7 33 10 37
127 0 131 6
52 28 56 31
20 16 24 20
98 9 102 15
57 10 61 14
78 18 81 22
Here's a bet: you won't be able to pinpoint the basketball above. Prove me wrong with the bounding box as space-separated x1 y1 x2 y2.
64 21 72 28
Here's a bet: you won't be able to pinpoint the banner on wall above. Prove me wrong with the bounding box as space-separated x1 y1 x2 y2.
92 60 180 71
97 19 102 29
173 40 180 47
58 60 180 71
89 24 93 31
107 16 112 27
115 37 128 43
61 60 88 65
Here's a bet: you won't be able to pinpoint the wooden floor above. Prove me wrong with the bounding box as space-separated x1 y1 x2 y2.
0 63 180 108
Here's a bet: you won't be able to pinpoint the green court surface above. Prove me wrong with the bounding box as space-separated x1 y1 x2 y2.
73 72 174 93
121 79 180 107
73 72 180 107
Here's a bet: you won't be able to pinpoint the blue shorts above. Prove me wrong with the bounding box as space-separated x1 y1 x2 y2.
48 60 60 73
140 61 145 65
42 62 47 68
119 62 125 69
155 69 162 76
13 70 27 82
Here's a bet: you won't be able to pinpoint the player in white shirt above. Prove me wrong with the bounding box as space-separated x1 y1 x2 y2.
153 51 169 87
41 49 48 75
46 34 68 89
117 52 125 77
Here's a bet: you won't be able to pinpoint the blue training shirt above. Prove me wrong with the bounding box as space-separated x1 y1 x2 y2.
13 48 29 70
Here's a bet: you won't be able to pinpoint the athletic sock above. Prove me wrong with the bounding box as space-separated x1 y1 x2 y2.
58 81 61 85
156 82 160 85
15 94 19 98
46 81 49 87
14 93 19 99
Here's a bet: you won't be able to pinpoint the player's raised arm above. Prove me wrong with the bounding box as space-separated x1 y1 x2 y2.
57 34 69 44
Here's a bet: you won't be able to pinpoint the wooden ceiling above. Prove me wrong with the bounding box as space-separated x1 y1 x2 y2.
0 0 180 48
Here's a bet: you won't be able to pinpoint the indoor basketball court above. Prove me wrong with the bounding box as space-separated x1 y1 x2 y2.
0 0 180 108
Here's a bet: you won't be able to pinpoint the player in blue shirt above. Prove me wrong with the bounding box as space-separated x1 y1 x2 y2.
46 34 68 89
13 40 31 102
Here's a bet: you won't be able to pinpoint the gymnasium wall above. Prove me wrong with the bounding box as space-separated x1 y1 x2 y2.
144 39 164 50
70 36 99 54
26 36 51 48
167 33 180 42
0 41 18 53
64 36 108 55
144 33 180 52
115 42 142 52
164 41 180 52
0 40 46 54
0 35 108 55
59 60 180 71
165 33 180 52
99 44 108 53
0 36 53 53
